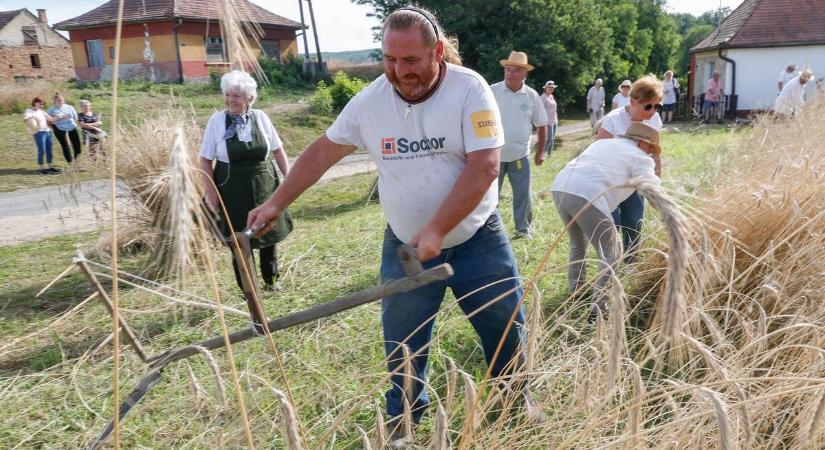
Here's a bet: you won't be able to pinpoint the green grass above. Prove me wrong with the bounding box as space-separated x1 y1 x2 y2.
0 124 742 447
0 82 328 192
558 110 590 126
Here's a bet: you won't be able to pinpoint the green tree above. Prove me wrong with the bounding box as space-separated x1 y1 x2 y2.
352 0 612 110
352 0 697 110
671 8 730 76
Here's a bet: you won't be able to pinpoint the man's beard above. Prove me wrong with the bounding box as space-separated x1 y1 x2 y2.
387 58 439 101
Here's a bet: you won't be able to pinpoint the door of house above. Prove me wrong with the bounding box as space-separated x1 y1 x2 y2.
86 40 105 67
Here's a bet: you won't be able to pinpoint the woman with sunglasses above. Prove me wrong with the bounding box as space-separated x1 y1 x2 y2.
595 75 664 268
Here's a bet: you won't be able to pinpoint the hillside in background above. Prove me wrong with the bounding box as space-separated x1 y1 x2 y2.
321 48 379 64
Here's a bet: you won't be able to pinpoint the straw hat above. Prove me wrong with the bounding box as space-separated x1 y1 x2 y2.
619 79 632 88
619 122 661 154
499 51 534 71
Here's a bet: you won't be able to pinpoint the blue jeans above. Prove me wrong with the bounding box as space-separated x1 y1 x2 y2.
611 191 644 264
498 156 533 233
381 212 526 421
544 124 557 156
33 131 53 165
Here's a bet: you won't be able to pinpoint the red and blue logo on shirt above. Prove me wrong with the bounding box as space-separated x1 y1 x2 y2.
381 137 397 155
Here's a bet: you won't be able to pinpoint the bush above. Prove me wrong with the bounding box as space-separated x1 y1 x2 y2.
327 71 369 111
258 53 307 90
208 70 222 91
309 71 368 114
309 80 334 114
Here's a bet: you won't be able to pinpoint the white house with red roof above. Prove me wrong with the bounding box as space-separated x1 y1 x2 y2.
689 0 825 116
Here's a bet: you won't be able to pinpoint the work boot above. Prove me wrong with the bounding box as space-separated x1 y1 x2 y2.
386 418 414 449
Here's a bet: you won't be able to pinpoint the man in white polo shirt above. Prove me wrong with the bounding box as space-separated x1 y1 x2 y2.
248 6 528 447
587 78 606 127
491 51 548 237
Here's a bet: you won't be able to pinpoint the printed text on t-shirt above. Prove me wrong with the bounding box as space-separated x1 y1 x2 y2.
470 109 500 138
380 136 447 159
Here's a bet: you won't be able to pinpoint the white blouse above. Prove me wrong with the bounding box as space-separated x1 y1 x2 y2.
199 109 284 163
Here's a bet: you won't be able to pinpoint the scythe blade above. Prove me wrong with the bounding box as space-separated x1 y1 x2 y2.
88 368 164 450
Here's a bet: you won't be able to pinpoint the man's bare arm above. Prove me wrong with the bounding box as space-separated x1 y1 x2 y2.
534 125 548 166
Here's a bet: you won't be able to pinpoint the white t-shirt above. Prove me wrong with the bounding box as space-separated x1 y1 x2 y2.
199 109 283 163
551 137 661 217
23 109 50 134
326 63 504 248
612 93 630 109
587 86 605 110
778 69 798 91
663 78 679 105
599 105 662 137
490 81 548 162
774 75 811 115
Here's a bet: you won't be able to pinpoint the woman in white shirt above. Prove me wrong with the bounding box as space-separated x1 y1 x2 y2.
596 75 664 268
199 70 292 297
551 122 662 320
611 79 631 110
23 97 59 175
661 70 680 123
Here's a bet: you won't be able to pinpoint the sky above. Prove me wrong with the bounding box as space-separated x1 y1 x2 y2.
7 0 745 53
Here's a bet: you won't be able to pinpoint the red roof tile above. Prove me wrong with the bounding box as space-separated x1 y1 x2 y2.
54 0 302 30
691 0 825 52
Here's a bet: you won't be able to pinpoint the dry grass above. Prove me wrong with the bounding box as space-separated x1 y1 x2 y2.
0 80 58 114
327 62 385 81
6 5 825 442
309 97 825 448
91 109 206 277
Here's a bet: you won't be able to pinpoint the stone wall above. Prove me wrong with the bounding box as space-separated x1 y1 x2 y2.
0 44 75 83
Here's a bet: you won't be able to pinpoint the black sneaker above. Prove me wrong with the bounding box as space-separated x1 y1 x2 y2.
47 167 60 173
38 169 49 175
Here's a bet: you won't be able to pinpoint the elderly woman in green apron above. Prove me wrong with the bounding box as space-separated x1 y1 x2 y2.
199 70 293 291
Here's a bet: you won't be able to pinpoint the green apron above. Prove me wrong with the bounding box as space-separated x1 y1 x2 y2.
214 112 292 249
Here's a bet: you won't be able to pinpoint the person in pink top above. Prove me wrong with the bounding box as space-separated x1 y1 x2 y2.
704 71 723 123
539 80 559 159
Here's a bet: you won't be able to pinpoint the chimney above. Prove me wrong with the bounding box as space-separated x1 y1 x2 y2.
37 9 48 25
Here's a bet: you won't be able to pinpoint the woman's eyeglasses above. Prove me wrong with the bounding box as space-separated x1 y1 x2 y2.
643 103 662 112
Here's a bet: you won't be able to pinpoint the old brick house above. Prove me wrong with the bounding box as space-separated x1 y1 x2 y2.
0 9 74 83
54 0 303 83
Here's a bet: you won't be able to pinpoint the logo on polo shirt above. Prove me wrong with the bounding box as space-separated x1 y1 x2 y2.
379 136 447 156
